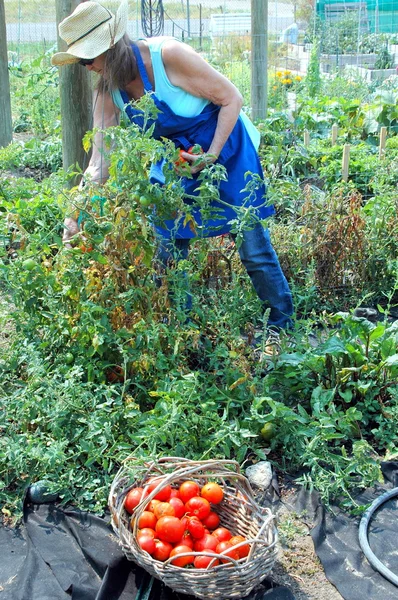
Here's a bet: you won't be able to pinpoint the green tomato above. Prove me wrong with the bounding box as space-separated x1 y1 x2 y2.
260 422 276 442
65 352 74 365
22 258 37 271
100 222 113 234
139 195 151 207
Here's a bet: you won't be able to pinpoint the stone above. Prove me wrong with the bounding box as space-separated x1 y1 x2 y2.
245 461 273 490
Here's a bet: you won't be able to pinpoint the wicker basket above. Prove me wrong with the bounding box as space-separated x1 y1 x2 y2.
109 457 278 600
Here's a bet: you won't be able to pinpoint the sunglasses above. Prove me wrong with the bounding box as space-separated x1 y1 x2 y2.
78 58 95 66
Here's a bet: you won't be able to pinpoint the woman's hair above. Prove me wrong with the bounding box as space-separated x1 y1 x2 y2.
99 34 137 91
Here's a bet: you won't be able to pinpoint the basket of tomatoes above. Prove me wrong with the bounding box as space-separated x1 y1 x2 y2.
109 457 277 599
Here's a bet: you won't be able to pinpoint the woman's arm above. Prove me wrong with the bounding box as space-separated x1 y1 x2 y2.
161 39 243 170
63 89 119 246
83 88 120 185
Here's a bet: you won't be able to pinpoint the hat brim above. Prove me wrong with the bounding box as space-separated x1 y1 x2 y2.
51 0 128 66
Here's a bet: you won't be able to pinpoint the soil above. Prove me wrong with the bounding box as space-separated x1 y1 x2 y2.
272 501 344 600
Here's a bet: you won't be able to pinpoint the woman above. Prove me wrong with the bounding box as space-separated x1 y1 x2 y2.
52 0 293 349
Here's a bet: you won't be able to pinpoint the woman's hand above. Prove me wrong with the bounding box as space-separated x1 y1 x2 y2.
178 150 217 174
62 217 80 249
161 39 243 159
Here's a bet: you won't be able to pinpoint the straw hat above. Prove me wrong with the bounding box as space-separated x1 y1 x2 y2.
51 0 128 66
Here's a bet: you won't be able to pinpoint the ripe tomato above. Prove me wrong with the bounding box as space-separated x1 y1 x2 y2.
213 527 232 542
201 511 220 530
146 478 172 501
169 497 185 519
216 541 240 563
179 480 200 504
194 551 219 569
230 535 250 558
156 516 184 543
153 501 175 520
153 540 173 561
185 496 211 521
187 517 205 539
138 528 156 538
178 531 194 549
169 545 195 567
193 533 219 552
124 487 147 514
147 499 161 513
169 488 181 499
138 511 157 530
201 482 224 504
137 534 156 555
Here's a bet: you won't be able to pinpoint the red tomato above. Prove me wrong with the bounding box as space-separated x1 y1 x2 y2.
138 528 156 538
179 481 200 504
124 487 147 514
169 497 185 519
193 533 219 552
147 499 161 513
213 527 232 542
138 511 157 530
185 496 211 521
169 545 195 567
153 501 175 520
137 534 156 555
156 516 185 543
201 511 220 530
230 535 250 558
194 551 219 569
146 478 172 501
200 482 224 504
216 541 240 563
187 517 205 539
179 531 194 548
169 488 181 499
153 540 173 561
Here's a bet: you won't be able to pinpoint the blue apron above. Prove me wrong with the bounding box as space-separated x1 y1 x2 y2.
119 44 274 239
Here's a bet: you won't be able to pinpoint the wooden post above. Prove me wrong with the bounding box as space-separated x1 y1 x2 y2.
55 0 93 184
379 126 387 159
0 0 13 148
331 123 338 146
303 130 310 147
251 0 268 120
342 144 350 182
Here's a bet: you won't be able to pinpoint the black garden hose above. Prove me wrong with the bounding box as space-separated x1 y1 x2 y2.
359 487 398 587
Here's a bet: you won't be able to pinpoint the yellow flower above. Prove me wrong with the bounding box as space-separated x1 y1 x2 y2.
285 78 292 84
295 75 302 81
276 71 283 77
272 85 277 90
284 69 291 76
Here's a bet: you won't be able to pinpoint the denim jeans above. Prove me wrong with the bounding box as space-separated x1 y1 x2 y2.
156 223 293 330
